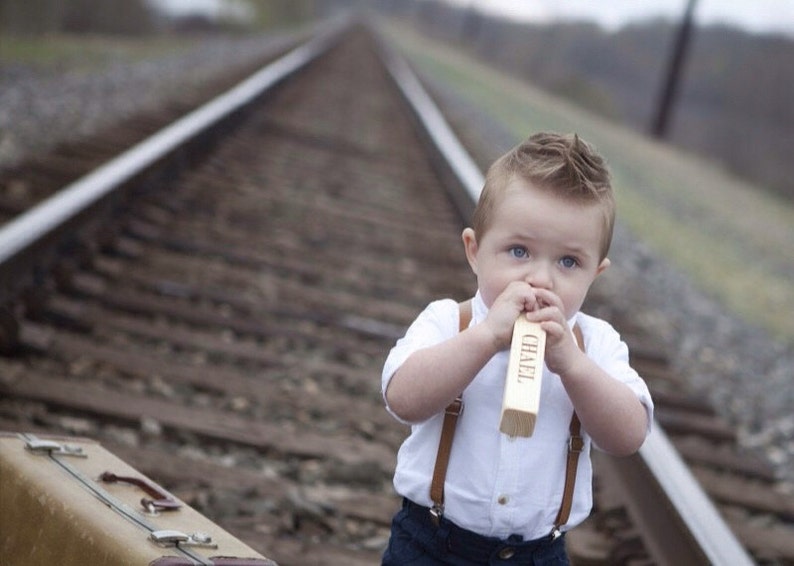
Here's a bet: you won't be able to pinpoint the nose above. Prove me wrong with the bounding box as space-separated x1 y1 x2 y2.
525 261 552 289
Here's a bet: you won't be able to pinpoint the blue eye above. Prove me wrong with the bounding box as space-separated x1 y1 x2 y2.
560 256 578 269
509 246 528 259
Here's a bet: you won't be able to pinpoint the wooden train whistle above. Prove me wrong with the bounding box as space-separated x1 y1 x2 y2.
499 316 546 438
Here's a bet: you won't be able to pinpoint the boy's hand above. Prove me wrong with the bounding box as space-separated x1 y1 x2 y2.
522 287 583 376
482 281 543 350
484 284 585 375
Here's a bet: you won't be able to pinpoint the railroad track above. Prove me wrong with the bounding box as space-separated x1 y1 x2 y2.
0 30 307 224
1 19 793 565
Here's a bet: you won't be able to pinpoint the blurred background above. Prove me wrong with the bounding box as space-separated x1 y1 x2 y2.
1 0 793 345
394 0 794 203
2 0 791 200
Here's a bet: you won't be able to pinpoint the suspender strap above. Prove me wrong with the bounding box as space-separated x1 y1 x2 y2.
429 300 471 523
551 323 586 538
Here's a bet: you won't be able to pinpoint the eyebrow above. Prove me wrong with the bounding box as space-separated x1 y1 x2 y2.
506 229 591 252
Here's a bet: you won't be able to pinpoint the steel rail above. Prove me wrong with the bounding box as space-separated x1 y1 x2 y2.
597 427 755 565
376 24 755 566
374 27 483 224
0 18 348 305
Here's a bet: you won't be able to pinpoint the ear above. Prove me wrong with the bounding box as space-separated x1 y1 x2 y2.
462 228 479 275
596 257 611 277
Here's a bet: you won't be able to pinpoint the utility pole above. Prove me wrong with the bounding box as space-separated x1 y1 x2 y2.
460 1 480 41
650 0 698 138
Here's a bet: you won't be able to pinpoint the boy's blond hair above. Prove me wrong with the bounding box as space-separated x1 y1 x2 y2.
472 132 615 259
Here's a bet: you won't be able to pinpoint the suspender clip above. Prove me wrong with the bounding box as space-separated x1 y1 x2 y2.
429 503 444 526
445 397 463 417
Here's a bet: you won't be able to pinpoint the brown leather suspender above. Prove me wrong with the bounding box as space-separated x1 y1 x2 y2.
429 300 471 523
549 324 586 537
429 301 585 538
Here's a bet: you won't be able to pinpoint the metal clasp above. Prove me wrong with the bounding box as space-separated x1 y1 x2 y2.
568 435 584 453
445 397 463 417
149 530 218 549
429 504 444 526
550 527 562 540
24 436 87 458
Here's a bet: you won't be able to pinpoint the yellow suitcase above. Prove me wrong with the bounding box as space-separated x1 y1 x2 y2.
0 432 277 566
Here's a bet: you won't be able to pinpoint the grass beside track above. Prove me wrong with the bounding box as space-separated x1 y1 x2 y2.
384 24 794 345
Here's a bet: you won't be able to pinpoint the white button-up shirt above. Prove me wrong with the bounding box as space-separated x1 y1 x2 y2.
382 293 654 540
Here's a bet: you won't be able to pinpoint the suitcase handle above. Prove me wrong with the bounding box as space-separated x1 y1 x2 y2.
100 471 182 512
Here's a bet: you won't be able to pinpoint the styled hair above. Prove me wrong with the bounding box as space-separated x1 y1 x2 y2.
471 132 615 259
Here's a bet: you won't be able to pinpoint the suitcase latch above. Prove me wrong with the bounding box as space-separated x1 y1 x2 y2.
24 436 87 458
150 530 218 549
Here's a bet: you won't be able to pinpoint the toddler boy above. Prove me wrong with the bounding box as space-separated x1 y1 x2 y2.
381 132 653 565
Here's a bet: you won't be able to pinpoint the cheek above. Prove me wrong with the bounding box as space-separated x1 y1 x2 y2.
558 279 593 317
476 280 498 308
476 272 511 308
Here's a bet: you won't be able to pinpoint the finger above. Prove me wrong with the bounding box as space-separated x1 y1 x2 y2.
527 310 570 340
539 320 567 341
504 282 537 312
532 288 563 310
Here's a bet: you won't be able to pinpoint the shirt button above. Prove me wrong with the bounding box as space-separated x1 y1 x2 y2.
497 494 509 505
498 547 516 559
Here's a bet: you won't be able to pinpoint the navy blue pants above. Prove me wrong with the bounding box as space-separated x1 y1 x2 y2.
382 499 570 566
